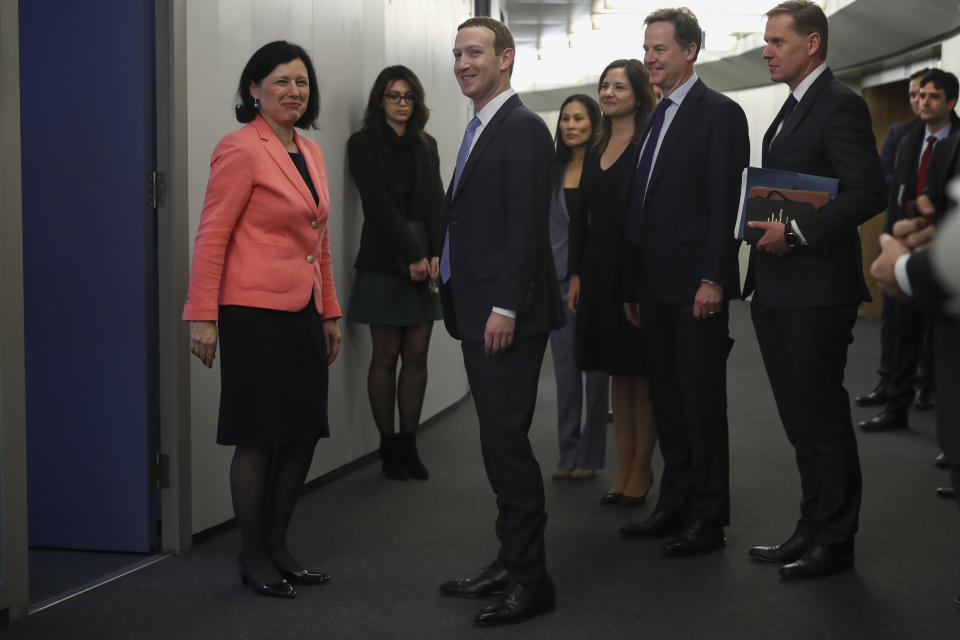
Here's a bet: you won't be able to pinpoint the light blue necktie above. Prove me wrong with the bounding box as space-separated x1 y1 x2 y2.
440 116 482 283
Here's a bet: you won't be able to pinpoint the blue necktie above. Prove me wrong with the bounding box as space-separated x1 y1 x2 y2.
440 116 482 283
625 97 671 245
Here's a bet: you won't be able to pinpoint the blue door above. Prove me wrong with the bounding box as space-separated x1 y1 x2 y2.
19 0 159 552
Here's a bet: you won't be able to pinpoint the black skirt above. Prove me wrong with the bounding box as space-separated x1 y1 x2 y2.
216 299 329 446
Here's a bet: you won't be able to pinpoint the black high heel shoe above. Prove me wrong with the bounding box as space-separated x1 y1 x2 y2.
238 564 296 598
279 567 331 585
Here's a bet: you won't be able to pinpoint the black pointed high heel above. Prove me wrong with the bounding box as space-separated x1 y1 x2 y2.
238 564 297 598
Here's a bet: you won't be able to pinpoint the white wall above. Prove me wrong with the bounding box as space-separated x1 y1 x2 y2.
186 0 472 532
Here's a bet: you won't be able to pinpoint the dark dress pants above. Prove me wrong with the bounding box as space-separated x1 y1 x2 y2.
886 299 927 414
877 292 895 383
461 331 550 584
750 299 862 547
643 294 732 527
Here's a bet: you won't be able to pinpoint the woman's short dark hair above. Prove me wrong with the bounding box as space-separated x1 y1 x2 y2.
596 59 655 153
552 94 601 189
235 40 320 129
362 65 430 139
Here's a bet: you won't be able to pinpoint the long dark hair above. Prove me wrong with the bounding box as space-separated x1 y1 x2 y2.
552 94 601 190
362 65 429 141
595 59 655 153
235 41 320 129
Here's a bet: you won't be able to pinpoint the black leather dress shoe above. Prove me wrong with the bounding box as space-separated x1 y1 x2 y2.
279 567 331 584
473 578 555 627
858 410 908 432
440 563 511 598
239 565 296 598
779 545 853 580
661 522 725 557
619 511 683 539
749 534 811 564
936 485 956 498
601 491 622 505
854 383 887 407
913 386 936 410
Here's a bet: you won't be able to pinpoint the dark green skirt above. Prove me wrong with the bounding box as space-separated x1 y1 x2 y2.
347 271 442 326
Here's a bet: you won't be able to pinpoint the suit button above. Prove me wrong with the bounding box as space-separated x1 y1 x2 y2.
310 221 319 229
306 255 315 264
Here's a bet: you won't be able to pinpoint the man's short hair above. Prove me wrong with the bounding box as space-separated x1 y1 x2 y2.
644 7 703 62
920 68 959 103
765 0 829 61
457 16 515 75
909 68 931 82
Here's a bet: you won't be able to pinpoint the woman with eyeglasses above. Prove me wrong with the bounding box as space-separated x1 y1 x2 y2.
346 65 444 480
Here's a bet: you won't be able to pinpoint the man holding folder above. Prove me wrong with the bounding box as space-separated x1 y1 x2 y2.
744 0 885 579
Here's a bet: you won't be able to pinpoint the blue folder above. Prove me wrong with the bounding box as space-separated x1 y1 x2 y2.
734 167 839 240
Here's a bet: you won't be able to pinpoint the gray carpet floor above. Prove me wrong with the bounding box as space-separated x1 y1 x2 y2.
4 301 958 639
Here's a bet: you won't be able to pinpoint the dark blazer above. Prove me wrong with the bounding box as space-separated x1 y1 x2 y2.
923 131 960 220
347 128 445 273
744 68 886 308
880 119 915 187
629 79 749 304
886 112 960 232
440 94 565 342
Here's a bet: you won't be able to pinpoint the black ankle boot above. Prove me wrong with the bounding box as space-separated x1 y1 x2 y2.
379 434 409 480
398 433 429 480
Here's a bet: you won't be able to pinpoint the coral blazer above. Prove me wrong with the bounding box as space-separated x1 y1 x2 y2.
183 116 341 321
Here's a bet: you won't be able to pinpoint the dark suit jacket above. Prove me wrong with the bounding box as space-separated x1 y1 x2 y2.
629 79 749 304
440 94 565 342
347 128 445 273
744 68 887 308
886 112 960 232
880 119 915 187
923 131 960 221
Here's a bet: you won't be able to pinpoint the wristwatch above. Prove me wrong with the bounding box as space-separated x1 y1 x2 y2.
783 222 802 247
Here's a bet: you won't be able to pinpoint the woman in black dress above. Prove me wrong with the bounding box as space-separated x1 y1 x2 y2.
568 59 657 507
346 66 444 480
185 41 340 598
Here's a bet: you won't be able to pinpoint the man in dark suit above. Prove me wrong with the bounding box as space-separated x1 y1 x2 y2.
744 0 886 579
871 170 960 605
856 67 929 408
859 69 959 432
435 16 564 627
617 7 749 557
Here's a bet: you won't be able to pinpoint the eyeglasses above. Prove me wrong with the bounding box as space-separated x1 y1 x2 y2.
384 92 416 104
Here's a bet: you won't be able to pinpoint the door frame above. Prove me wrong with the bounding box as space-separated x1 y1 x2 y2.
0 0 29 623
155 0 193 557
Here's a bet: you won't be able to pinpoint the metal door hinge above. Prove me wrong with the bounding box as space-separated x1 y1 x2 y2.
156 453 170 489
147 171 166 208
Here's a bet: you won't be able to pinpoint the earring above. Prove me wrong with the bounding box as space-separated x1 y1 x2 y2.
253 98 260 108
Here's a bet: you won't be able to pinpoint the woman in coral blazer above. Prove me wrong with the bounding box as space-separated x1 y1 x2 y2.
183 41 340 599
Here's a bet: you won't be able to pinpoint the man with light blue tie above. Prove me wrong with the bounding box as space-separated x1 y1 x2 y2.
618 7 749 557
436 16 564 628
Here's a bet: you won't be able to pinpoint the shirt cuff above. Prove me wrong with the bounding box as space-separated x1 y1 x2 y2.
700 278 719 285
492 307 517 319
894 253 913 297
790 220 808 245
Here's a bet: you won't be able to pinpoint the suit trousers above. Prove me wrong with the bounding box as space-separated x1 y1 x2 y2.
643 295 732 526
549 278 610 470
461 331 550 584
935 318 960 465
750 299 862 546
886 298 929 414
877 292 895 382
